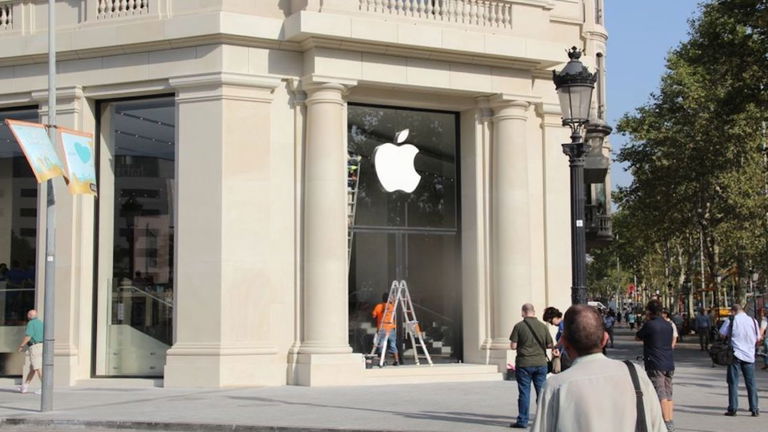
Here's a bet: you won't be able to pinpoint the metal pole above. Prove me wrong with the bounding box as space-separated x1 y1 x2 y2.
41 0 56 412
563 129 588 305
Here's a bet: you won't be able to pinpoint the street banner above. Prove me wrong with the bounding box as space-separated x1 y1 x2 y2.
57 126 97 195
5 119 64 183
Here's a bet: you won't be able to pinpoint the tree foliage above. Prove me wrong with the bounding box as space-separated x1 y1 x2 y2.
591 0 768 311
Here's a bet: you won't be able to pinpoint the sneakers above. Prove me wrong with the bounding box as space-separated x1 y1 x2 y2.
19 383 28 394
752 411 759 417
724 411 736 416
665 420 675 432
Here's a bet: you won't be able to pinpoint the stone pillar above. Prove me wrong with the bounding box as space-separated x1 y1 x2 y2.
294 78 363 386
537 103 572 314
164 73 285 387
488 99 532 369
33 87 95 386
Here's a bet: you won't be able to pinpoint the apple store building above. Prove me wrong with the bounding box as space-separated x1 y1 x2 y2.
0 1 610 388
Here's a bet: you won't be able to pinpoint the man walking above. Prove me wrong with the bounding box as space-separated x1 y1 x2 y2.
719 304 760 416
509 303 553 429
695 308 712 351
636 300 676 432
531 305 665 432
17 309 43 393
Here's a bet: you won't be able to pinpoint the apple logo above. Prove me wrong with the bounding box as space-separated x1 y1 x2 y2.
372 129 421 193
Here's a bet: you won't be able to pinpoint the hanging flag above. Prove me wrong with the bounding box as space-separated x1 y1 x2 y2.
57 126 97 196
5 119 64 183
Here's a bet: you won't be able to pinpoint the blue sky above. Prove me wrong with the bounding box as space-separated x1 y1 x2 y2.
606 1 703 193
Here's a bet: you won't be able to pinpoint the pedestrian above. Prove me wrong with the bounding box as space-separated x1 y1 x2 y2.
17 309 43 393
719 304 760 416
636 300 676 432
759 308 768 371
604 309 616 348
531 304 666 432
543 306 570 372
661 309 679 349
671 312 684 343
628 310 637 330
371 292 399 366
695 308 712 351
509 303 553 429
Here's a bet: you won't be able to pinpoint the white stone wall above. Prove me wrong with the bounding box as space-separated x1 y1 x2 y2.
0 0 608 386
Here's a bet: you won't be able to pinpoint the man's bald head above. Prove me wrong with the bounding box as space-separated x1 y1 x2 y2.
522 303 535 317
27 309 37 320
562 305 606 357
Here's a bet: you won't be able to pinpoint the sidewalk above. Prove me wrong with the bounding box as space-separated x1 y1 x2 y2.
1 327 766 432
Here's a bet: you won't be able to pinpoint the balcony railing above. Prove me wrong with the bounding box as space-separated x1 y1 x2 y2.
97 0 149 20
358 0 513 28
0 2 11 30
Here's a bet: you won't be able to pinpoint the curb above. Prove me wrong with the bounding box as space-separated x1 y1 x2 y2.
0 418 407 432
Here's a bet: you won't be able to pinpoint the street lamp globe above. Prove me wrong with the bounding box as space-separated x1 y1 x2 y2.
552 47 598 131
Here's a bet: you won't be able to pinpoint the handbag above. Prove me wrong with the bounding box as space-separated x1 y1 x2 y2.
523 320 555 374
709 317 734 366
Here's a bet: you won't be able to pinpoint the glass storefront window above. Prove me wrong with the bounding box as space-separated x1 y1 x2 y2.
0 108 39 376
95 97 175 377
347 105 461 363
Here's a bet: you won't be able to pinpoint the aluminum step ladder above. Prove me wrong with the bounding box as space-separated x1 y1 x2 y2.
370 280 433 367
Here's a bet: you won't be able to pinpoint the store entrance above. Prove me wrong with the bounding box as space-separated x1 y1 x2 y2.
348 229 461 363
346 104 461 363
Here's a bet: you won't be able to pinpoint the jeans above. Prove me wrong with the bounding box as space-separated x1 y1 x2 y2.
697 327 710 350
763 338 768 367
727 358 759 413
515 365 548 425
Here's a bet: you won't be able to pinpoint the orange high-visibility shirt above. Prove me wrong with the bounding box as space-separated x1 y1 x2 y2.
372 302 396 330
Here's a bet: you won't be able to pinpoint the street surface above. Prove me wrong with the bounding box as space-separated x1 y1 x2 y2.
0 326 766 432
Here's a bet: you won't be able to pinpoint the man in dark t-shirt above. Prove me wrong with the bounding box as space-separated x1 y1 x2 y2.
509 303 553 428
636 299 675 432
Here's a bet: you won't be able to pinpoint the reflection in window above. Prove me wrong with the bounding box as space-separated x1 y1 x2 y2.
0 107 39 376
347 105 457 230
96 97 175 377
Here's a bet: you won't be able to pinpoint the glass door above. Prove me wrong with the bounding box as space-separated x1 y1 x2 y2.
95 97 175 376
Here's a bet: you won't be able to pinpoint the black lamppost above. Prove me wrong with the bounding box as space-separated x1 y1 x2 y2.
552 47 598 305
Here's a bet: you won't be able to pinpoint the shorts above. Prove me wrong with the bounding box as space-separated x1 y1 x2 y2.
647 369 674 400
24 343 42 371
377 329 398 354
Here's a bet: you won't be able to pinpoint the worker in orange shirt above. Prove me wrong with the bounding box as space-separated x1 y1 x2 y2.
372 292 400 366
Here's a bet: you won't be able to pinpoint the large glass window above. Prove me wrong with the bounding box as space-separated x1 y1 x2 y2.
0 108 39 376
95 97 175 377
347 105 461 363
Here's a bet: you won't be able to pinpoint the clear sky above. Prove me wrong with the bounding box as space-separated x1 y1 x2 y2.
606 1 703 194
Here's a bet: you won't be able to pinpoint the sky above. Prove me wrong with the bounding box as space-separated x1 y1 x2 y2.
605 0 703 194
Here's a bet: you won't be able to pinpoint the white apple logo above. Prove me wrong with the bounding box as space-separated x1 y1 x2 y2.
373 129 421 193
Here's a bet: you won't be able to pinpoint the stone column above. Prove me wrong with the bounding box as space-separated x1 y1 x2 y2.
164 73 285 387
33 87 94 386
294 78 363 386
488 99 532 369
537 103 572 314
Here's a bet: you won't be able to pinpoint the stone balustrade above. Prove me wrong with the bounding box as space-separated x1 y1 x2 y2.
0 1 12 30
358 0 513 28
97 0 149 20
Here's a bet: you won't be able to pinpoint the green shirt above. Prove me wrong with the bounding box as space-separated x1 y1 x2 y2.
510 317 553 368
25 318 43 344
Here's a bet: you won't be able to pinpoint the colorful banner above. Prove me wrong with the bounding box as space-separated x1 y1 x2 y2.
57 127 97 196
5 119 64 183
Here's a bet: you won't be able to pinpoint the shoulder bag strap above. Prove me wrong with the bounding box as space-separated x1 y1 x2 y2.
523 320 549 359
623 360 648 432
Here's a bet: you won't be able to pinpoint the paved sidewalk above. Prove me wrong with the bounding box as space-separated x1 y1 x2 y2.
0 327 766 432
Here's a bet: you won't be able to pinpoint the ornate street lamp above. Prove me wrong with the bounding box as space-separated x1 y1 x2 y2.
552 47 598 305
